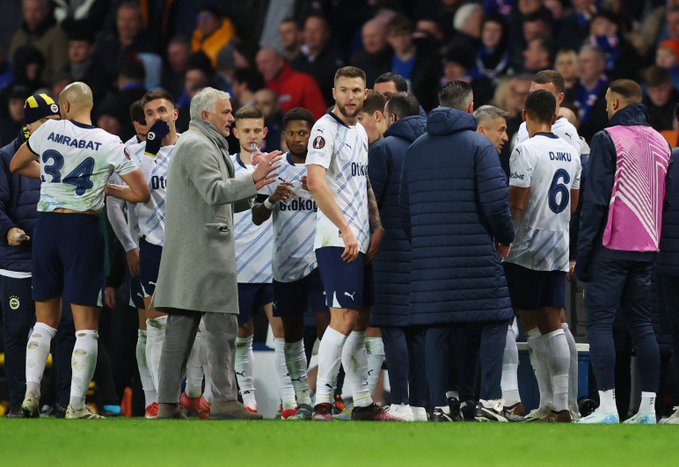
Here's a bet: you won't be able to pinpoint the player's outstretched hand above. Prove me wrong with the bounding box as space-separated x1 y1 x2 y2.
269 182 294 203
340 225 359 263
144 120 170 156
252 150 283 185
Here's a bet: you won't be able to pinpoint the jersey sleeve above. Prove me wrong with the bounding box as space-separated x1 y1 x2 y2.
509 143 534 188
305 119 335 170
111 140 139 175
26 119 54 156
571 155 582 190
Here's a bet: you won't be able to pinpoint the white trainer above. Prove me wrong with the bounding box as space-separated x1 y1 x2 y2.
660 406 679 424
20 392 40 418
575 408 619 424
523 405 551 422
388 404 414 421
65 405 105 419
411 406 429 421
623 412 656 424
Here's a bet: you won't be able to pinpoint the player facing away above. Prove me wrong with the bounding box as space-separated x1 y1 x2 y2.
514 70 583 421
306 66 398 421
231 105 297 417
504 90 581 422
251 107 330 420
10 82 150 419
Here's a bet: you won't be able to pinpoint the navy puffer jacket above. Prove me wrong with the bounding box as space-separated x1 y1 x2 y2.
0 138 40 272
656 149 679 276
369 115 427 327
400 107 514 325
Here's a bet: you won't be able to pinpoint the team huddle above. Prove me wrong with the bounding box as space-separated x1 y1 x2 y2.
2 64 676 424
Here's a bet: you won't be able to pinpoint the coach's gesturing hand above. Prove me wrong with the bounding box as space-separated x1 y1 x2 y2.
340 225 359 263
269 182 294 202
252 150 283 189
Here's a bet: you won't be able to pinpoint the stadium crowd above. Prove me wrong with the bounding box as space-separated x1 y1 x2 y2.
0 0 678 424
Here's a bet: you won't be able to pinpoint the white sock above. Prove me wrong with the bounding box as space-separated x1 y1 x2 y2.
526 328 552 409
135 330 157 406
69 330 99 410
342 331 373 408
274 337 297 410
639 391 656 414
145 316 167 391
599 389 616 413
501 325 521 406
365 336 385 396
445 390 459 400
545 328 570 412
315 326 347 405
25 322 57 397
235 334 256 409
185 330 204 398
562 323 579 413
284 339 311 405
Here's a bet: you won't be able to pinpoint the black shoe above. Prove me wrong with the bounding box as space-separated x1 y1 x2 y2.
430 408 453 422
447 397 463 421
460 400 477 421
350 403 402 421
53 404 67 419
5 406 22 418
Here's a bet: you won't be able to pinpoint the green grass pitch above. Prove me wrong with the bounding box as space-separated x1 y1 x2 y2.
0 419 676 466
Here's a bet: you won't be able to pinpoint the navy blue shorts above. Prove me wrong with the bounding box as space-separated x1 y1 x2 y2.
139 238 162 297
129 276 145 309
316 247 373 309
32 212 104 306
237 283 273 325
503 262 566 310
273 268 328 317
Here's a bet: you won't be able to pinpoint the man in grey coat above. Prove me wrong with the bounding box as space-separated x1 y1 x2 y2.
153 87 281 419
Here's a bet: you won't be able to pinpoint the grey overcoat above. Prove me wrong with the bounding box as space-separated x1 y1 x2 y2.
153 118 257 314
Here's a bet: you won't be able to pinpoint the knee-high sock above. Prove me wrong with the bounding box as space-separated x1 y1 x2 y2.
526 328 552 409
185 329 204 398
562 323 579 413
135 329 157 406
365 336 385 397
273 337 297 410
501 324 521 406
235 334 256 409
69 330 99 410
315 326 347 405
284 339 311 406
342 331 372 407
145 316 167 391
25 322 57 397
545 328 570 412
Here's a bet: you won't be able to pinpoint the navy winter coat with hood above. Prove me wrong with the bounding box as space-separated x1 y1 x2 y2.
400 107 514 325
369 114 427 327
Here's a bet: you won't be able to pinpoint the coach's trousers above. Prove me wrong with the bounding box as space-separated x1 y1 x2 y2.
157 310 238 404
585 252 659 392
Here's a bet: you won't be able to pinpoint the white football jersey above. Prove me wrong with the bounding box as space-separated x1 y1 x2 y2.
506 132 582 272
28 119 137 212
517 116 582 154
261 153 318 282
232 153 274 283
306 113 370 253
126 139 176 246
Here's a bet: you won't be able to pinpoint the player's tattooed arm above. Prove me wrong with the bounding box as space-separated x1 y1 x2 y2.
366 179 385 263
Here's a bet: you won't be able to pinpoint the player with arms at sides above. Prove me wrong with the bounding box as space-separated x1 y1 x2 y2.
513 70 583 421
230 105 296 417
10 82 149 419
306 66 398 421
252 107 330 420
504 90 581 422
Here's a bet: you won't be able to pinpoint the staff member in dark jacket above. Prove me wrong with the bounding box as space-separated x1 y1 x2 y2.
576 80 672 424
400 80 514 422
0 93 59 417
369 92 428 422
657 106 679 424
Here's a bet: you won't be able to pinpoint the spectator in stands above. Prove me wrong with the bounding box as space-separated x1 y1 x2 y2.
643 66 679 131
279 18 303 63
656 39 679 89
523 36 555 73
474 14 512 85
587 10 642 81
253 88 283 152
162 36 192 99
256 47 327 120
60 22 108 105
175 51 225 131
447 3 483 52
7 45 47 95
9 0 68 85
351 19 392 88
95 1 159 83
232 68 264 109
558 0 597 51
192 6 236 69
292 15 345 106
0 50 13 96
52 0 108 31
568 44 609 142
555 49 579 94
0 85 30 146
385 14 441 112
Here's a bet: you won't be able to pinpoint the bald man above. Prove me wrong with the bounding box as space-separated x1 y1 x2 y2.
10 81 150 419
